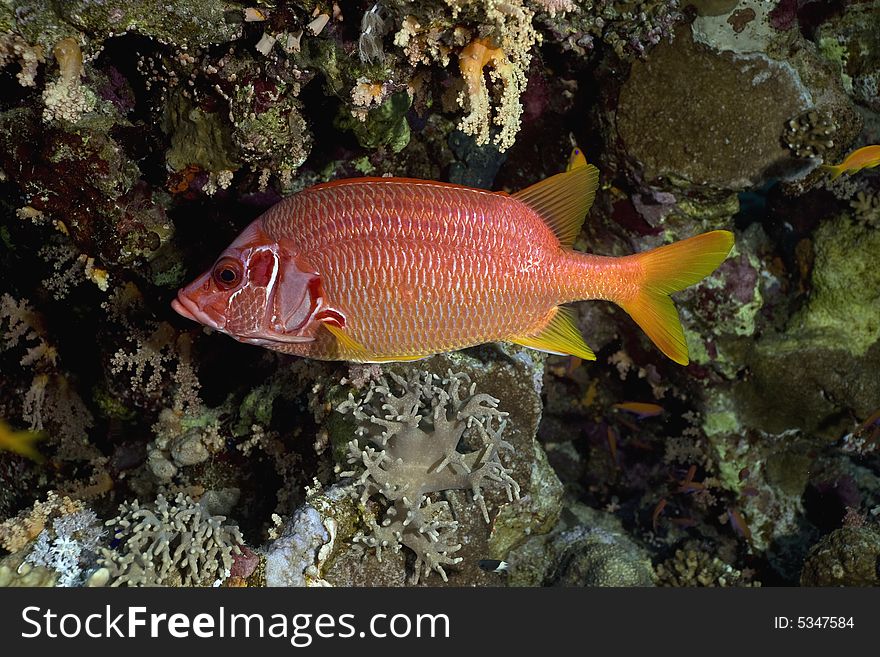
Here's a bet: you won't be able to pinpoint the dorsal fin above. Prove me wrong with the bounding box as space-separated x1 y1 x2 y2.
512 162 599 248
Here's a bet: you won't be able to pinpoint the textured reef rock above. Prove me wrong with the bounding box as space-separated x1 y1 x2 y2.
801 525 880 587
616 28 810 191
507 503 655 586
814 1 880 113
734 216 880 438
611 18 860 194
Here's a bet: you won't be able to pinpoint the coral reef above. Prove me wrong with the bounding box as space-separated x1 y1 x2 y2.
507 504 655 586
783 109 836 159
656 545 759 587
1 0 879 591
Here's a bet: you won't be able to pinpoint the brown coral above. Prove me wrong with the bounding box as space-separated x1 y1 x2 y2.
99 493 243 587
656 546 759 587
783 109 836 159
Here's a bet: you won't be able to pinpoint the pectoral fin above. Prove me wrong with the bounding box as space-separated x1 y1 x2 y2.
509 307 596 360
322 322 429 362
322 321 369 357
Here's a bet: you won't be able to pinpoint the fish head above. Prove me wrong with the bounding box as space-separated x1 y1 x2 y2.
172 219 324 347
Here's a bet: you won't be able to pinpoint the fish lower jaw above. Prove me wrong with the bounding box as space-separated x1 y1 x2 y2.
172 294 224 331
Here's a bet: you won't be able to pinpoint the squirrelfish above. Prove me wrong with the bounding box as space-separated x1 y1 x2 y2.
821 145 880 180
172 161 734 365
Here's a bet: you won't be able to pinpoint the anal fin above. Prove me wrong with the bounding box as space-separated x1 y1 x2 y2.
509 307 596 360
361 354 431 363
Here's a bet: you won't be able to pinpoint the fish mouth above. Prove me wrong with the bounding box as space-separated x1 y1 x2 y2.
172 292 224 330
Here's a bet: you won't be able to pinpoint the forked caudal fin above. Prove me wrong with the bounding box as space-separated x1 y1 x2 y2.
619 230 735 365
819 164 845 181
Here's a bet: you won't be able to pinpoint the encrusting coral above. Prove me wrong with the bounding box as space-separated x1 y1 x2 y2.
338 369 520 583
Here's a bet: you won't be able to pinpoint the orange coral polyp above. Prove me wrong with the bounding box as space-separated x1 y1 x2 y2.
458 37 505 95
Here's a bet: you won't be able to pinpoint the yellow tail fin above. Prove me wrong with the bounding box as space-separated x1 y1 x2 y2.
820 164 845 180
618 230 734 365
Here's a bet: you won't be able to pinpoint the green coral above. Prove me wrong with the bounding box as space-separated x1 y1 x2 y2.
56 0 242 47
488 440 564 559
336 91 412 153
792 216 880 356
93 385 136 421
163 91 238 172
231 82 311 177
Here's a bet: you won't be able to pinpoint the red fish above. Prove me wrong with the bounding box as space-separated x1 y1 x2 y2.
172 164 733 363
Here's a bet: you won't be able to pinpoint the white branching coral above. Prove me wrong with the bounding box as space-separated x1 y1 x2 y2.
25 508 105 587
390 1 538 151
0 33 44 87
338 369 520 583
453 1 537 151
457 36 527 151
99 493 243 587
105 284 202 413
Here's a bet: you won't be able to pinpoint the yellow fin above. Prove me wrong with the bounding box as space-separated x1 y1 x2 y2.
323 322 370 358
619 230 734 365
0 420 45 463
566 147 588 172
513 163 599 247
509 307 596 360
322 322 428 362
366 355 429 363
512 162 599 248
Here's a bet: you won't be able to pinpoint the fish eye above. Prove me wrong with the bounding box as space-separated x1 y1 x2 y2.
212 257 243 289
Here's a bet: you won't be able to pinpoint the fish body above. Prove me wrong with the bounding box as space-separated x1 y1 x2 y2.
173 164 733 365
612 401 664 418
821 144 880 180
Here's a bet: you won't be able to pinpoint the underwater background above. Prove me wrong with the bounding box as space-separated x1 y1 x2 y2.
1 0 879 588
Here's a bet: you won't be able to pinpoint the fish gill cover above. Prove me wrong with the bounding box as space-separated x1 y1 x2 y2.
0 0 879 589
